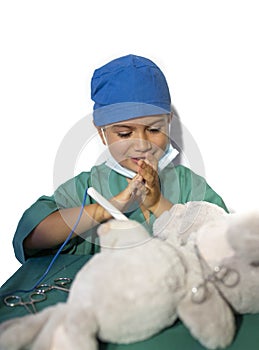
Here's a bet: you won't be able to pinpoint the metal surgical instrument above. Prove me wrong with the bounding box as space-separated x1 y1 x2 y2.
4 292 46 314
35 277 72 294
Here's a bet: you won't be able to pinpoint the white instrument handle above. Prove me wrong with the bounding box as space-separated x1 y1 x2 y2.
87 187 129 221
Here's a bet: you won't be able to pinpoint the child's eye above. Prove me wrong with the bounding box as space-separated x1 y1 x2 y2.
117 132 132 138
148 128 161 133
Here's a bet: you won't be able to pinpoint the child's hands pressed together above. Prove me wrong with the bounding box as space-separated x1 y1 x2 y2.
135 154 173 217
110 154 173 218
136 156 161 212
109 173 146 215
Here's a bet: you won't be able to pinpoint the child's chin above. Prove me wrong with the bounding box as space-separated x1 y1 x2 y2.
120 160 138 173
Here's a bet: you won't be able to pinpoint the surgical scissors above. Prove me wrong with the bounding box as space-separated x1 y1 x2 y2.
4 292 46 314
35 277 72 294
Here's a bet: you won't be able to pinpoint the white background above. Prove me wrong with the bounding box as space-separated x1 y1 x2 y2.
0 0 259 287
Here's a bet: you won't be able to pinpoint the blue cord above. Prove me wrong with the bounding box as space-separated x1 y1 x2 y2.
1 187 89 297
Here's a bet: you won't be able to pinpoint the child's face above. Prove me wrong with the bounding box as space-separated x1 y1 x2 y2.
98 114 171 173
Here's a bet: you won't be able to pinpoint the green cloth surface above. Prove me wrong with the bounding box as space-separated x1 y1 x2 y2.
1 255 259 350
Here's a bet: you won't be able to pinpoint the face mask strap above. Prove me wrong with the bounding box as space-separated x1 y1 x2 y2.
101 128 108 145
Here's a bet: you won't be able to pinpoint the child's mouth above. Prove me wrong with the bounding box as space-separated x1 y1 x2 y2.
130 157 146 164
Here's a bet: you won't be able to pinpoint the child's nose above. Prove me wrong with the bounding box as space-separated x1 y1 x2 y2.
133 136 152 152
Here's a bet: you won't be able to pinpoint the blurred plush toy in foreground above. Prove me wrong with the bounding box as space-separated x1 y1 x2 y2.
1 201 259 350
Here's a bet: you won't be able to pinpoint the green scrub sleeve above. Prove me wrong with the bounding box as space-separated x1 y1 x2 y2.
176 165 229 212
203 183 228 212
12 196 59 263
13 172 92 264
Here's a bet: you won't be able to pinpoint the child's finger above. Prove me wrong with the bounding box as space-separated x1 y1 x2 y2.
145 153 158 171
127 174 145 194
130 181 147 198
138 161 157 186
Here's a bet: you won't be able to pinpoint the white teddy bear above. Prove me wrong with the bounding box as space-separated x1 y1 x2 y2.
1 201 259 350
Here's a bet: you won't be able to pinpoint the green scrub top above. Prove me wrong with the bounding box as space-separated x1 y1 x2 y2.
13 163 228 264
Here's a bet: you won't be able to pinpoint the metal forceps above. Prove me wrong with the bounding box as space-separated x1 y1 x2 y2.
35 277 72 294
191 265 240 304
4 292 46 314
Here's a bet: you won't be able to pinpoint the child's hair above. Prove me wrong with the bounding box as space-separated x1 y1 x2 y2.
91 54 172 127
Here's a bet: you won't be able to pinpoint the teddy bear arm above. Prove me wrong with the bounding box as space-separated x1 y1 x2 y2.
0 304 57 350
50 304 99 350
177 285 235 349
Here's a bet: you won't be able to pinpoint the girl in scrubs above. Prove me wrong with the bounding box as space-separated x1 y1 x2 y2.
14 54 228 263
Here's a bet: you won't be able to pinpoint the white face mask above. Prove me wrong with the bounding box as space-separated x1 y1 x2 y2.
105 144 179 179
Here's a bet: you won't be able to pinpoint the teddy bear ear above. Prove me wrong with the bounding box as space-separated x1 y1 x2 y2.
177 284 235 349
226 211 259 263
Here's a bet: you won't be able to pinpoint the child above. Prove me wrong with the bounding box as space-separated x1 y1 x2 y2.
13 54 228 264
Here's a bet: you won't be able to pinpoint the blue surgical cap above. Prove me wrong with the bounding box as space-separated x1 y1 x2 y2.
91 54 171 126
